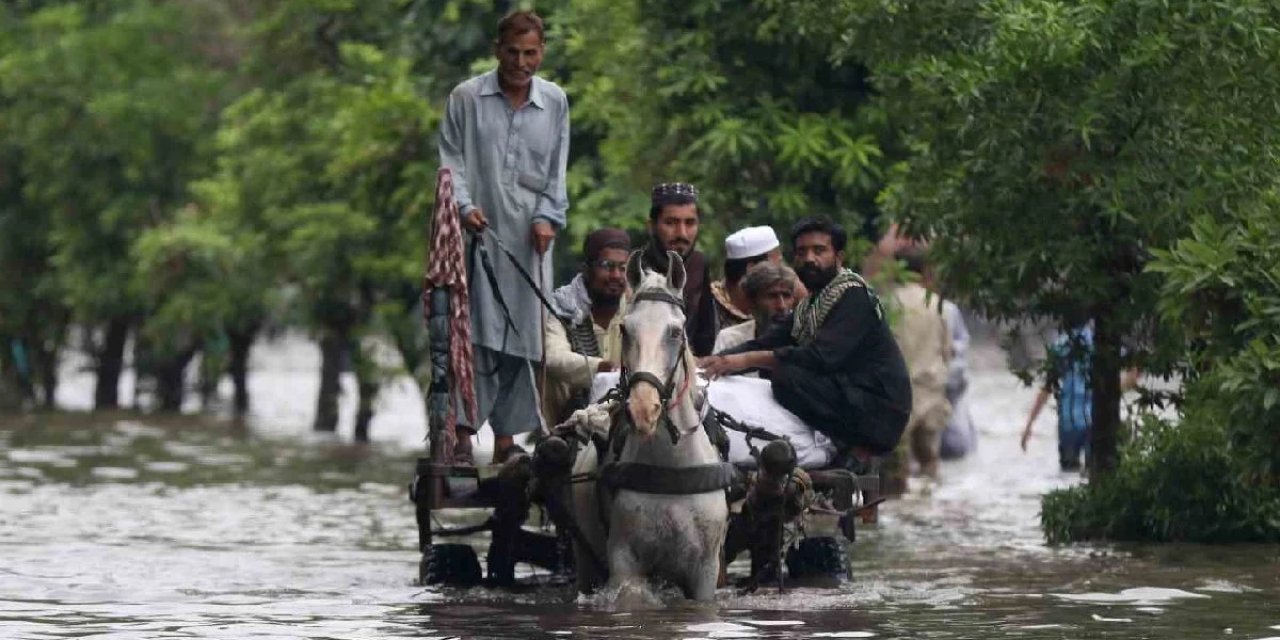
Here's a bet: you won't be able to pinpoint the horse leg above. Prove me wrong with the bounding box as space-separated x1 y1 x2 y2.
568 442 609 594
680 496 729 601
607 542 652 606
574 542 604 594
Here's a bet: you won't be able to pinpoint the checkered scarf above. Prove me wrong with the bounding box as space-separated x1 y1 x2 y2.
423 168 477 461
791 268 877 345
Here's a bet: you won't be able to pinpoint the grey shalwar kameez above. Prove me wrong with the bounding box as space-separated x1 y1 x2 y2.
438 70 570 435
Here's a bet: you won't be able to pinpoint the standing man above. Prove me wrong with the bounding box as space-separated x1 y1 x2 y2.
438 10 570 463
886 246 952 482
699 216 912 463
642 182 717 356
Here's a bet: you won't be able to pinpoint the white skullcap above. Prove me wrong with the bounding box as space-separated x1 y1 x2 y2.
724 226 780 260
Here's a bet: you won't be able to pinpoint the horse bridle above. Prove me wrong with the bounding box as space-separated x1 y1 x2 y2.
618 288 694 443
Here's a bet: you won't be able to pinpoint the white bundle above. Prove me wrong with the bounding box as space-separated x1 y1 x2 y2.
589 372 835 469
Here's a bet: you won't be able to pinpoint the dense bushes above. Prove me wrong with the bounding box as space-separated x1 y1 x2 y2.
1043 203 1280 543
1042 415 1280 544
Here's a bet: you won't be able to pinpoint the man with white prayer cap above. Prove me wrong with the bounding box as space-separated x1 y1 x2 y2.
711 225 791 332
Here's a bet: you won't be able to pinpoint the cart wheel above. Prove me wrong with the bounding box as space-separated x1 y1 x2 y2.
420 543 482 587
785 536 848 580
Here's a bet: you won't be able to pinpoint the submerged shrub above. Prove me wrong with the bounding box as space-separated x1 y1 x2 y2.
1043 412 1280 544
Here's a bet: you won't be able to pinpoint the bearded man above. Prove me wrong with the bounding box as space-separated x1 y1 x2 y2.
438 10 570 461
640 182 717 356
542 228 630 425
699 216 912 461
713 261 799 355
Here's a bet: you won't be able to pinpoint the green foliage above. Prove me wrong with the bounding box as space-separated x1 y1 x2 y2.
132 210 271 357
806 0 1280 336
0 2 225 325
1043 193 1280 543
1148 197 1280 479
195 1 440 406
1043 415 1280 544
784 0 1280 474
555 0 890 265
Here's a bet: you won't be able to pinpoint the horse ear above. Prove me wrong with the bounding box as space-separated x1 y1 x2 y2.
665 250 687 293
626 249 645 291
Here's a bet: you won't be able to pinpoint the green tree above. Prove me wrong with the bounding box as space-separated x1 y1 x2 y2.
1043 199 1280 543
553 0 889 264
200 0 441 439
0 2 225 409
796 0 1280 475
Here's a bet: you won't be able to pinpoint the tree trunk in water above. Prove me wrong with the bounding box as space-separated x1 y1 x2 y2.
353 346 379 444
314 330 346 432
41 368 57 409
36 344 59 409
94 319 129 410
1089 311 1123 476
227 327 255 417
155 347 198 412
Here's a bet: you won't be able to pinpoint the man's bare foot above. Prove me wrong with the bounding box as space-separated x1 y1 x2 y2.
493 435 515 464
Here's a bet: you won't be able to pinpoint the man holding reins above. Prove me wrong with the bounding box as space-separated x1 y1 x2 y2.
438 10 570 463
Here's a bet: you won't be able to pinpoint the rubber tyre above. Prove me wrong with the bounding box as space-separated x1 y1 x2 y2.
420 543 482 587
785 536 848 580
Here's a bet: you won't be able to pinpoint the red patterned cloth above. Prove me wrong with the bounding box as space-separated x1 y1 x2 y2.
423 168 477 461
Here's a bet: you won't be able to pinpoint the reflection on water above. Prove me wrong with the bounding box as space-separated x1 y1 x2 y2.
2 338 1279 639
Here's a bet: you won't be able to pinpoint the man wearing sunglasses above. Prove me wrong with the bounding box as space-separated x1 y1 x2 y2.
542 228 631 425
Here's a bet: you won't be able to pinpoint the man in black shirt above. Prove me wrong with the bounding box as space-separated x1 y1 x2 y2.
699 216 912 458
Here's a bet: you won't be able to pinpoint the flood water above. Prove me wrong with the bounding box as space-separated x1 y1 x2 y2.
2 336 1278 639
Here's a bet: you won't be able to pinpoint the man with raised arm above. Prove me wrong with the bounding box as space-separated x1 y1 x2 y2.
438 9 570 463
699 216 912 463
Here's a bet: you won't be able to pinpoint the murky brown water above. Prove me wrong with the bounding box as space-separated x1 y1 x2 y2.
2 337 1278 639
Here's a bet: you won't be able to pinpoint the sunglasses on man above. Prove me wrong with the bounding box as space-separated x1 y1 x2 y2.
589 259 627 273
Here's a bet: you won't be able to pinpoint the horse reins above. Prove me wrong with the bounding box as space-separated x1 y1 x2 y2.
618 288 697 444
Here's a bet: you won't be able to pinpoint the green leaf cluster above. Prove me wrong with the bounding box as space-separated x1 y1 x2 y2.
553 0 891 266
1048 195 1280 543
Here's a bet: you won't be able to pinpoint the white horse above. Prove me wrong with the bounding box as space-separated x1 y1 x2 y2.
561 250 729 602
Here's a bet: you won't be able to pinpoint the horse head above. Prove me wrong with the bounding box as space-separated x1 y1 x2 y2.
621 250 695 438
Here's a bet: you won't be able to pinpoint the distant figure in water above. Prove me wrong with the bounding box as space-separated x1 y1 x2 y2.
937 303 977 459
1020 324 1137 471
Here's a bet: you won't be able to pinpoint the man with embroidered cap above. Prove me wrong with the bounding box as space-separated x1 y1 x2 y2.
699 215 912 464
712 226 784 332
542 228 630 425
641 182 717 356
438 9 570 461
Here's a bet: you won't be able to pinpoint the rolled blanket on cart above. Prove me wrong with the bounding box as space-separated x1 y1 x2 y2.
590 372 836 469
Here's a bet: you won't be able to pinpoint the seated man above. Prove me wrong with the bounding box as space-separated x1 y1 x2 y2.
699 216 912 461
714 261 800 355
641 182 717 356
543 228 630 426
712 226 783 331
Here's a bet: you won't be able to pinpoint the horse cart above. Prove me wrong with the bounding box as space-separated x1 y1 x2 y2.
410 251 884 595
